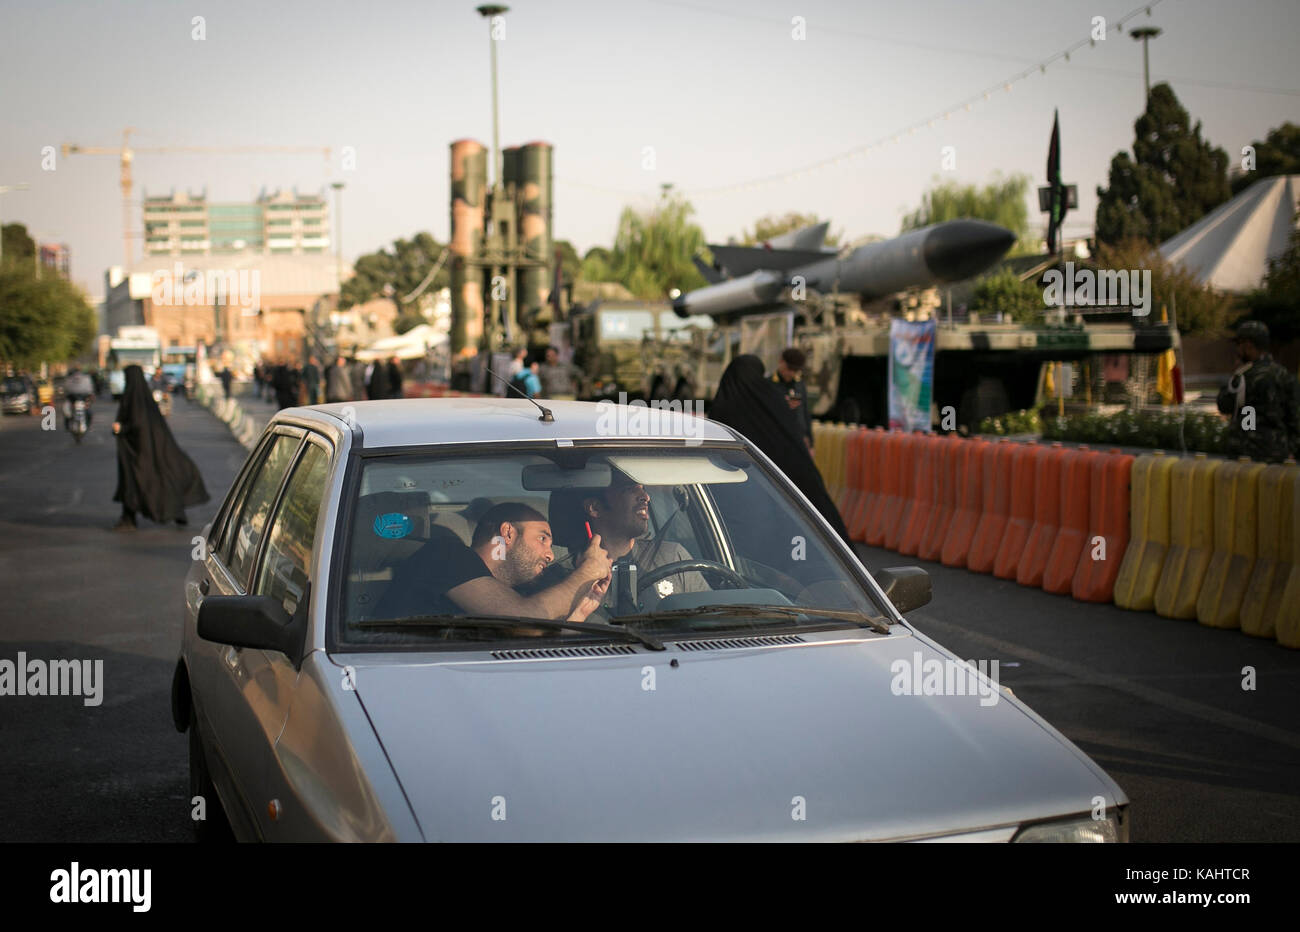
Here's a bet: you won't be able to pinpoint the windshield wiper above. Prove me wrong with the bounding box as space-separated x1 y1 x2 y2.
356 614 665 651
611 604 893 635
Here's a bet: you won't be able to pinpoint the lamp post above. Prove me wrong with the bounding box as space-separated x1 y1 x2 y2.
476 5 509 188
1130 26 1162 103
331 180 344 290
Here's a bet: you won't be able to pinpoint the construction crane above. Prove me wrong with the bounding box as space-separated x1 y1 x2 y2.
62 128 332 268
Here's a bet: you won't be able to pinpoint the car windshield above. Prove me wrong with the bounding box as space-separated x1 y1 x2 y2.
335 445 888 649
3 378 26 393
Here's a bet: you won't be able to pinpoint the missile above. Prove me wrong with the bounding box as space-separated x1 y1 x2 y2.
673 219 1016 318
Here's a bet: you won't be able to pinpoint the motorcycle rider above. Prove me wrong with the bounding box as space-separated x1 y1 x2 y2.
63 367 95 432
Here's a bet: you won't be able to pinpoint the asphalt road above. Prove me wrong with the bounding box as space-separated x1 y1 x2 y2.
1 395 1297 842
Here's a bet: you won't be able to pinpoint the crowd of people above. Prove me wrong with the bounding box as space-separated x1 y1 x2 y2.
243 354 407 410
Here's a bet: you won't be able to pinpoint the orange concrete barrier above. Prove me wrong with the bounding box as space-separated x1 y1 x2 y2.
993 441 1039 580
898 434 940 556
867 431 904 547
942 438 985 567
837 428 868 522
919 436 960 562
1113 452 1175 611
969 439 1015 574
1241 462 1296 639
1043 446 1096 595
1072 448 1134 603
1197 458 1266 629
1153 454 1218 619
1018 442 1066 588
849 429 884 541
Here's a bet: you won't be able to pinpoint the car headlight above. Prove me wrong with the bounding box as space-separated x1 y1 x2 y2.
1013 811 1124 843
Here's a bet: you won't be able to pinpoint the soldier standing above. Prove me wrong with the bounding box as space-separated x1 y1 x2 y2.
1216 321 1300 463
772 347 814 452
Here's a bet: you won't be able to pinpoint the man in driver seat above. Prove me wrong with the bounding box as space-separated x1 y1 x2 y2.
532 471 709 614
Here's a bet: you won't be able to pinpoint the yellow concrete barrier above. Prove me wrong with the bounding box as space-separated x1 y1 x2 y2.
1154 454 1219 619
1114 452 1175 611
1197 458 1267 629
1241 462 1297 638
1276 469 1300 649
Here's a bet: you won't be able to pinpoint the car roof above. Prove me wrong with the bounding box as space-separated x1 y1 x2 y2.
277 398 742 449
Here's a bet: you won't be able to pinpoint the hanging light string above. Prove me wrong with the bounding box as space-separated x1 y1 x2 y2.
681 0 1171 199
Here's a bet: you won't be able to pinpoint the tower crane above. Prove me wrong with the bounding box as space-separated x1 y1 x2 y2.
62 128 332 267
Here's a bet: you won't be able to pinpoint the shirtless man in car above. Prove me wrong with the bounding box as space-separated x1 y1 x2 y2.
376 502 612 622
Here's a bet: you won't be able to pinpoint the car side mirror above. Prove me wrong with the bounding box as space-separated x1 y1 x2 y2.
874 566 932 614
198 593 307 666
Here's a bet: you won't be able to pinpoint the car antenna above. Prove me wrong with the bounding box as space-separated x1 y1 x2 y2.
486 366 554 422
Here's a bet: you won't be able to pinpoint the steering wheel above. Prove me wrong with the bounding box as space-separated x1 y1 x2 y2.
635 560 747 599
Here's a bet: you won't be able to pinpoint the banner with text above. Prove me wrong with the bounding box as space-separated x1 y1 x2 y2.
888 318 935 432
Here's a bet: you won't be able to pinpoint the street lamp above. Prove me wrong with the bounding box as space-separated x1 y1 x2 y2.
476 5 510 188
1130 26 1162 103
331 180 345 290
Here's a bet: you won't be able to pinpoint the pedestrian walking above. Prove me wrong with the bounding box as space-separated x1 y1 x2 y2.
219 366 233 401
325 356 352 403
111 365 209 530
350 357 369 401
272 359 300 410
708 354 850 545
303 355 322 406
538 345 578 399
1216 320 1300 463
367 356 393 400
386 355 404 399
772 347 814 452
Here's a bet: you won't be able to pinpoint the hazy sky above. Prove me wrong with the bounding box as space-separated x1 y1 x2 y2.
2 0 1297 297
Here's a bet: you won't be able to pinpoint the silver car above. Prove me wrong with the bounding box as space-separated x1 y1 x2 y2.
173 398 1128 842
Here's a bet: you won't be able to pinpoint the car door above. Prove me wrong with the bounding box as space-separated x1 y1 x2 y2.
190 427 304 835
241 433 333 838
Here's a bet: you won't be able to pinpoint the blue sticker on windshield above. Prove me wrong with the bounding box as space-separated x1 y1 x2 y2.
373 512 413 539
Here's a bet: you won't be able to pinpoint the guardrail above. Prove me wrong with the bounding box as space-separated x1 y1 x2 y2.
814 421 1299 649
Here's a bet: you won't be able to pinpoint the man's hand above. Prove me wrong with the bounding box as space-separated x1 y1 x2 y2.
786 396 800 410
576 533 613 583
568 573 611 622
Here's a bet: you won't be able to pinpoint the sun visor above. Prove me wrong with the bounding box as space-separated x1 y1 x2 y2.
605 455 748 486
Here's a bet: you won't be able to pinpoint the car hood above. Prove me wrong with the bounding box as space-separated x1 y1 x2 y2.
340 631 1122 841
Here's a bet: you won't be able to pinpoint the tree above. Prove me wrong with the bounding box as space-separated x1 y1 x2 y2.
970 268 1042 323
901 174 1036 254
1095 83 1230 246
0 250 96 367
1090 239 1235 336
553 239 581 286
738 212 841 247
2 223 36 267
1238 224 1300 343
1231 122 1300 195
595 189 710 299
340 232 450 330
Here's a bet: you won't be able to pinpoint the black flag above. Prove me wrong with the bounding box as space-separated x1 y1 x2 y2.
1046 110 1067 254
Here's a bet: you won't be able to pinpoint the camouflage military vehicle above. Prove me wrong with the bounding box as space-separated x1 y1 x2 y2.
565 299 714 401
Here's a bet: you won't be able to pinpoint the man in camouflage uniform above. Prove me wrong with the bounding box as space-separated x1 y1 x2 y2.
1216 321 1300 463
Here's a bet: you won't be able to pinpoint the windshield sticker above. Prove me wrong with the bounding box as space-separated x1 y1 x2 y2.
373 512 413 539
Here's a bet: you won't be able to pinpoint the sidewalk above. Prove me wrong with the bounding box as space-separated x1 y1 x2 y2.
192 380 278 452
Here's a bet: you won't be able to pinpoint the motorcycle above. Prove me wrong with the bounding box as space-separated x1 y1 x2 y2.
64 394 91 443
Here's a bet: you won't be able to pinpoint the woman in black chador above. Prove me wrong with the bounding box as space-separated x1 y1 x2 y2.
112 365 209 529
707 354 851 546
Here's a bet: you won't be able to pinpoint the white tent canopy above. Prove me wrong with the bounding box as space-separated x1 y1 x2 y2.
355 324 446 361
1160 174 1299 293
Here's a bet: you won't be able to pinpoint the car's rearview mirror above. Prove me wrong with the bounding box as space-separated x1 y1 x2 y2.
198 594 306 664
874 566 932 614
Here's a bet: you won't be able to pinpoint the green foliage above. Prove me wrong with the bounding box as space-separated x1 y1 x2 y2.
739 212 841 247
1230 122 1300 195
1095 83 1230 246
340 231 449 311
0 264 96 366
976 408 1041 436
2 224 36 265
901 173 1036 254
595 190 709 299
1238 224 1300 343
970 267 1043 323
553 239 581 285
1039 408 1229 454
1090 239 1235 336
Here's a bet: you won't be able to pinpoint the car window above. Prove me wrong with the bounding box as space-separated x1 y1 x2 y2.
225 434 301 588
211 434 275 557
253 442 330 616
336 446 884 648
